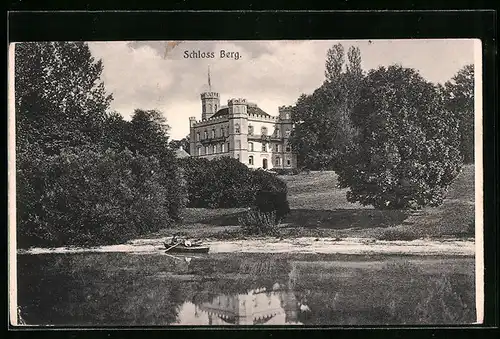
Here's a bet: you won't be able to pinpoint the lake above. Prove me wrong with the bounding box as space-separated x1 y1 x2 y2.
16 252 475 326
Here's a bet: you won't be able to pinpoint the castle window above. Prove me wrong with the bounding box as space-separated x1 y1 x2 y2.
285 129 291 137
276 129 281 138
262 143 266 152
285 113 290 120
197 146 202 156
261 127 268 135
235 124 240 133
211 129 215 138
286 145 291 152
213 145 217 153
287 159 291 166
227 142 230 151
275 144 280 152
204 130 208 139
275 156 281 166
249 156 254 165
205 146 209 154
248 125 254 135
221 143 225 152
196 132 200 141
249 142 254 152
221 127 224 137
215 104 218 111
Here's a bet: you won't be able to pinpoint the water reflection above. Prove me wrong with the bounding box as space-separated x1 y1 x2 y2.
16 253 476 326
174 286 303 325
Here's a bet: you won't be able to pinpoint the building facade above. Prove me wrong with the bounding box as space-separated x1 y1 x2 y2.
189 89 297 170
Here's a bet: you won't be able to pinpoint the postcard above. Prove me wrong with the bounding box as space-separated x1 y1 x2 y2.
8 39 483 326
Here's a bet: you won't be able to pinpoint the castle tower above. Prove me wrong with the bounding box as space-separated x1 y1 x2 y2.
228 98 248 163
278 105 293 121
277 105 293 141
189 116 197 155
200 66 220 120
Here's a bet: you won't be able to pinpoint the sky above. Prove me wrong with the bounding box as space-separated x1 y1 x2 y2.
88 39 476 140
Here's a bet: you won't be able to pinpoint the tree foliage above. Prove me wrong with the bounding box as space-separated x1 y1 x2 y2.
15 42 186 247
179 157 289 211
290 43 465 209
15 42 113 154
337 65 463 209
169 137 190 154
17 148 176 247
289 44 362 170
443 64 475 163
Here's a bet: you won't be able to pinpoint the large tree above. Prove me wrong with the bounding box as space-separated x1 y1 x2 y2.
443 64 475 163
127 109 186 221
337 65 463 209
289 44 363 170
128 109 173 160
15 42 113 154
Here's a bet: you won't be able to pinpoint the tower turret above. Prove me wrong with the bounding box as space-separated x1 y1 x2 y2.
278 105 293 121
200 66 220 120
228 98 248 116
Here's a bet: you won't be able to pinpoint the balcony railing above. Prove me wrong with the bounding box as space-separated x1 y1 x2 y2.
248 134 279 142
199 135 228 144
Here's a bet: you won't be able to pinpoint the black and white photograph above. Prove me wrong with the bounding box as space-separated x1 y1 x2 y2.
9 38 482 326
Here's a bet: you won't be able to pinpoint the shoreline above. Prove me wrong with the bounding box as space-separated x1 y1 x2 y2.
17 236 475 257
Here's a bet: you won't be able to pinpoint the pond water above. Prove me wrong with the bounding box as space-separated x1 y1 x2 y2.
16 253 475 326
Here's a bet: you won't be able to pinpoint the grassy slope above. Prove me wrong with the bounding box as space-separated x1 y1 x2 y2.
152 165 474 240
391 164 475 238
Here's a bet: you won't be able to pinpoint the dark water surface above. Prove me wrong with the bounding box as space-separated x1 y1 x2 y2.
17 253 475 326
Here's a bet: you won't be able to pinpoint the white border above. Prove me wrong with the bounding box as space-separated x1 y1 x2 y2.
8 42 18 326
474 38 484 325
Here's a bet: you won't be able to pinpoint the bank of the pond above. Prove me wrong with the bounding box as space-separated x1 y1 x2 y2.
18 236 475 257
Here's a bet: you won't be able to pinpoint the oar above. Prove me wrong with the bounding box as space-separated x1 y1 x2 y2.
165 241 181 252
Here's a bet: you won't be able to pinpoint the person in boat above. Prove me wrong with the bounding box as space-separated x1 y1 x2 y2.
168 234 203 247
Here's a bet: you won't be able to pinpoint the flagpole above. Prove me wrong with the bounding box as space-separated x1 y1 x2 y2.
208 65 211 91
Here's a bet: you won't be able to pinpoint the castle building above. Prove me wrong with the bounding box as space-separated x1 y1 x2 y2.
188 75 297 170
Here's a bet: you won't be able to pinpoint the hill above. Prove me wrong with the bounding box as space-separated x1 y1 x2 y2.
153 165 475 240
279 165 475 239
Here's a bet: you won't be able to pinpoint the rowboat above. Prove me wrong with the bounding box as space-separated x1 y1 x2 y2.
164 239 210 254
166 245 210 254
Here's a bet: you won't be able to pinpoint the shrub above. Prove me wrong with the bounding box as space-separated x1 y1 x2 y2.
179 157 290 212
17 147 183 248
254 190 290 222
238 209 281 236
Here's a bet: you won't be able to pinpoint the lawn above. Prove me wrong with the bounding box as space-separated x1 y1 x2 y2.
149 165 475 240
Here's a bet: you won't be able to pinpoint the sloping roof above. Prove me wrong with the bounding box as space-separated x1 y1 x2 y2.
210 105 271 119
248 106 270 116
175 147 190 158
211 107 229 118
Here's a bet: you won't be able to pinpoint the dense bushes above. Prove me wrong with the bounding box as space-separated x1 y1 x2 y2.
17 147 182 248
179 157 290 214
